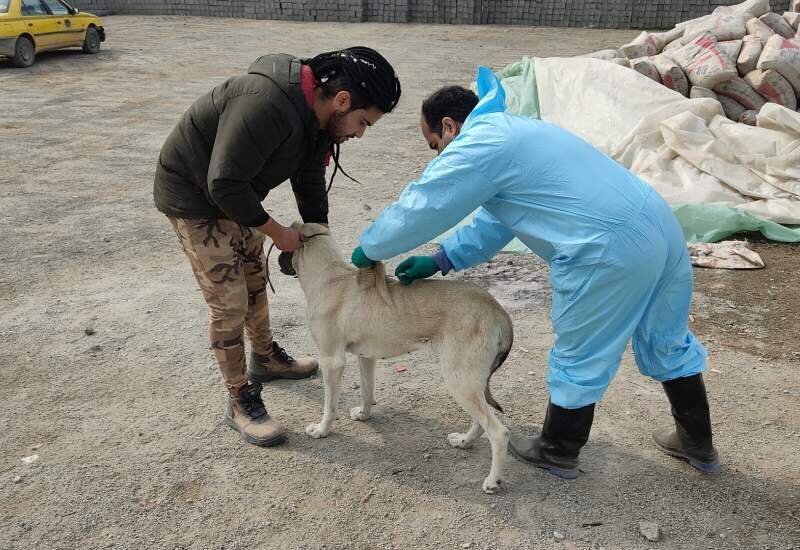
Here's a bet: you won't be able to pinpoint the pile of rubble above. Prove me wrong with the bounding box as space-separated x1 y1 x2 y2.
581 0 800 125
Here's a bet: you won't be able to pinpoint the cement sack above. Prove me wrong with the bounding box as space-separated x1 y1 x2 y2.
652 27 685 46
690 86 720 100
718 94 748 120
718 40 744 64
663 39 684 54
670 33 738 89
757 35 800 94
744 69 797 109
631 58 662 84
579 48 621 60
737 35 763 76
679 0 768 34
621 31 664 59
714 76 766 110
682 14 748 44
746 17 776 42
739 109 759 125
609 58 631 67
784 12 800 31
713 0 770 18
652 54 690 95
759 12 796 38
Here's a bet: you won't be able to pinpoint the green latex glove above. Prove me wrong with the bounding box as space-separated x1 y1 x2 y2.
351 246 375 268
395 256 440 285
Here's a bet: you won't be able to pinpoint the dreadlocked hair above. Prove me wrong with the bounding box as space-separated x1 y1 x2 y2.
304 46 401 114
303 48 401 205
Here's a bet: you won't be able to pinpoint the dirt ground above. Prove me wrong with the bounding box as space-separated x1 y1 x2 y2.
1 15 799 550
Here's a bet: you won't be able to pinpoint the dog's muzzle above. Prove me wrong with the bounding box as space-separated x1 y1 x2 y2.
278 251 297 277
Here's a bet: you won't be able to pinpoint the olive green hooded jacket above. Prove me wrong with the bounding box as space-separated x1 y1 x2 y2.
154 53 329 227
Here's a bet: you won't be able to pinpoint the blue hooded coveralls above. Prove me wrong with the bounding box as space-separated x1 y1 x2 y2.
359 67 708 409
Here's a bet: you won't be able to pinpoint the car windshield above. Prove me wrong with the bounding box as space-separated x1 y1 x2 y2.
0 1 9 14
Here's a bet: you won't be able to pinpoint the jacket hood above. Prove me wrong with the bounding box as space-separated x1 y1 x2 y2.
248 53 314 125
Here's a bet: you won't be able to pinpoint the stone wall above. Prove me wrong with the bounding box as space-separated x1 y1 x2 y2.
72 0 113 15
71 0 793 29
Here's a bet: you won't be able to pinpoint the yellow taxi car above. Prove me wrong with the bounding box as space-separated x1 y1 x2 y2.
0 0 105 67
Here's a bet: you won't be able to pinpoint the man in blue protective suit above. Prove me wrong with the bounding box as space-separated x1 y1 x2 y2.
349 67 720 479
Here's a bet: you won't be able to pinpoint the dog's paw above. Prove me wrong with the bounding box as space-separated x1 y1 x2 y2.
350 406 370 421
305 423 329 439
447 432 473 449
482 476 502 494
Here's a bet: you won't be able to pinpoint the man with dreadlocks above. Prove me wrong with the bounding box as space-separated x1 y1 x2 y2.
154 47 401 447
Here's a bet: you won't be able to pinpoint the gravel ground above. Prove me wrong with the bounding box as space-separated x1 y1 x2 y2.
1 15 798 550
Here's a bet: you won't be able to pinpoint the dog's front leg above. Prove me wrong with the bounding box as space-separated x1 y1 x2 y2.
305 354 345 438
350 356 376 421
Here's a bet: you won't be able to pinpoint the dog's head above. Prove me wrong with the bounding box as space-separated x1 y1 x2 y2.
277 223 332 277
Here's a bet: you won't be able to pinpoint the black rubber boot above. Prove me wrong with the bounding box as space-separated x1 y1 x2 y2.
508 401 595 479
653 373 720 474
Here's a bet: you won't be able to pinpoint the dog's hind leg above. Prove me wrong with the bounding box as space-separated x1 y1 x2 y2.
305 352 346 439
479 409 509 494
447 421 484 449
441 356 510 494
350 356 376 421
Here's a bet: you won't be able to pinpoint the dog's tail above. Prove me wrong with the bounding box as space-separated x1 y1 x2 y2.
485 313 513 413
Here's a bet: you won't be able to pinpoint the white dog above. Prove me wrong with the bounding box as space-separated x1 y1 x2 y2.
290 223 513 493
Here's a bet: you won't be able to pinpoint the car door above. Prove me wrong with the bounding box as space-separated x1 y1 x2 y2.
40 0 80 47
19 0 56 50
0 1 18 58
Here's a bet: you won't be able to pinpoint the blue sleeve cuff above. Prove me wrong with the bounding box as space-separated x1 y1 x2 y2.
432 249 455 275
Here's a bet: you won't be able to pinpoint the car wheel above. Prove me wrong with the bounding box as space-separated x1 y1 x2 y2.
82 27 101 54
11 36 35 68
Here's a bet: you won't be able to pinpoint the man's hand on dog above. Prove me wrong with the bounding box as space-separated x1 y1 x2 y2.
351 246 375 268
259 218 302 252
395 256 440 285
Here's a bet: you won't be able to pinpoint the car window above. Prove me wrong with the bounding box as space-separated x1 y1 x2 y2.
42 0 69 15
21 0 47 16
0 1 9 15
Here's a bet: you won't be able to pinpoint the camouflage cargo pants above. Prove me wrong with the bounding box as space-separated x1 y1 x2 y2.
168 217 273 395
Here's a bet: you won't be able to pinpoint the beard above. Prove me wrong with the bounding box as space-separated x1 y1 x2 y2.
326 111 353 144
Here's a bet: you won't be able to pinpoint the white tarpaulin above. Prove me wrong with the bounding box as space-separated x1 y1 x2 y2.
532 57 800 225
467 56 800 244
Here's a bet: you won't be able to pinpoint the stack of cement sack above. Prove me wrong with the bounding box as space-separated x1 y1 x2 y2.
580 0 800 125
